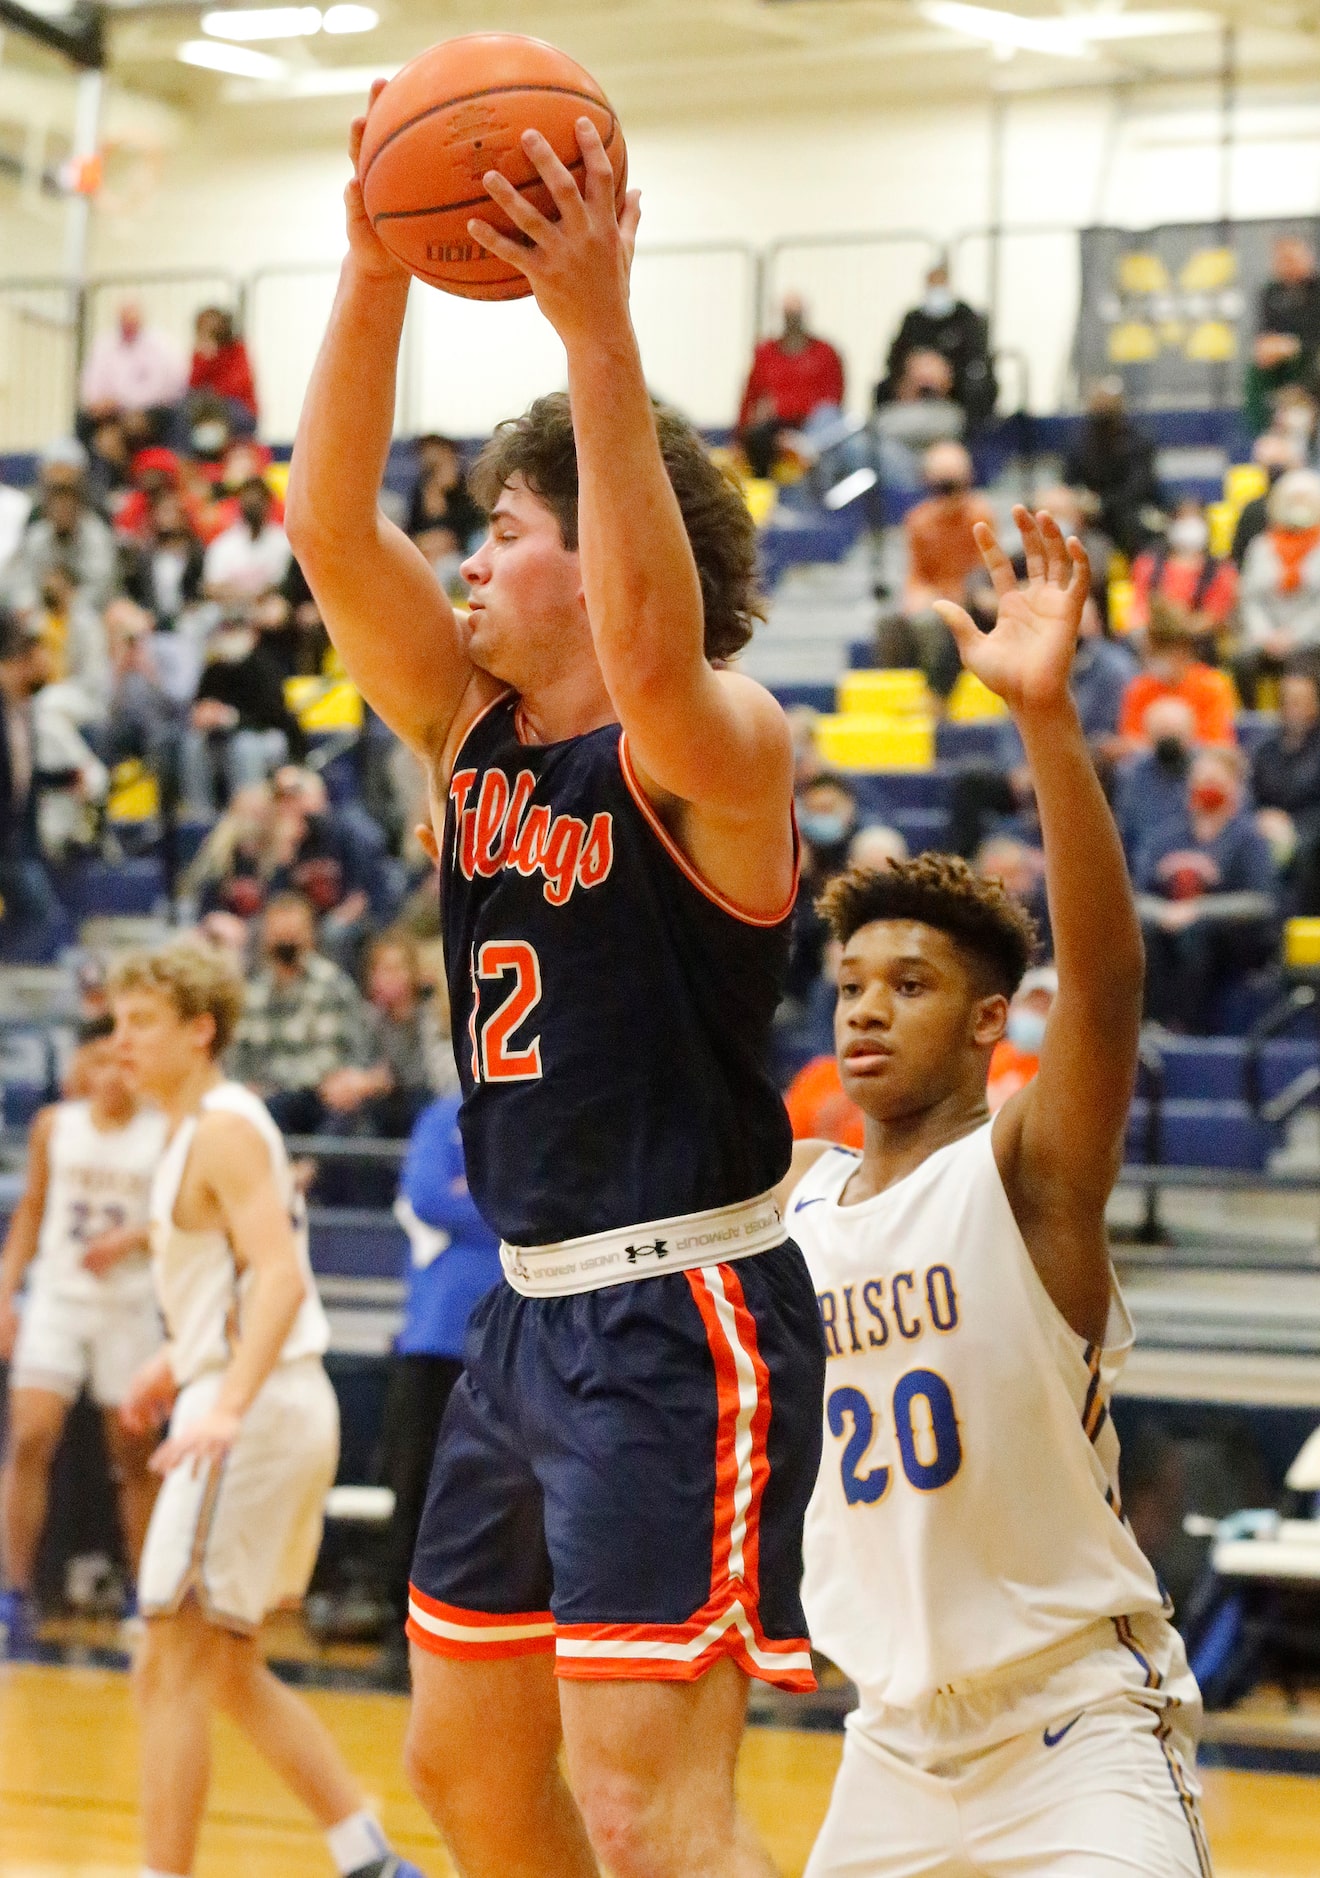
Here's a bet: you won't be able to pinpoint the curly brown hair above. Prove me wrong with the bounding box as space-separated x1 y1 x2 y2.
818 854 1038 998
109 941 246 1058
468 392 764 662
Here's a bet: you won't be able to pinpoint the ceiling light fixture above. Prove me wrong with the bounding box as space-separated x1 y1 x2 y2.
917 2 1218 61
201 6 322 40
178 37 288 76
322 5 378 33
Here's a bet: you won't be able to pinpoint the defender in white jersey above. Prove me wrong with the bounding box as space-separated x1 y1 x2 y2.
110 941 424 1878
781 509 1212 1878
0 1017 166 1653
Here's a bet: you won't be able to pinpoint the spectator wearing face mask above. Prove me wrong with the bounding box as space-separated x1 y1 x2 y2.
1112 696 1199 872
1235 468 1320 704
1128 499 1237 651
77 299 188 448
1251 655 1320 914
868 350 966 495
874 441 995 699
406 436 483 556
4 443 117 613
786 773 860 1003
1119 599 1237 751
0 609 66 962
186 306 258 437
182 609 304 813
202 476 292 603
1136 747 1280 1032
123 489 207 631
1062 380 1162 561
1246 238 1320 436
877 262 997 430
986 965 1057 1113
737 294 846 480
1232 432 1306 569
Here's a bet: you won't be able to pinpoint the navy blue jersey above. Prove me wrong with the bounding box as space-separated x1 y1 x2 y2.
442 692 796 1246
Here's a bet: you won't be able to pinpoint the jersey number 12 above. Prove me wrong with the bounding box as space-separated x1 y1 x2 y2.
469 940 544 1083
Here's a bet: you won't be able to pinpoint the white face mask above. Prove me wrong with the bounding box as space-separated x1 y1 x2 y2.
1168 517 1209 554
923 287 955 319
1274 503 1320 531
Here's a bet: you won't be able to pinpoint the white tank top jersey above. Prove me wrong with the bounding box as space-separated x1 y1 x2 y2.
149 1082 328 1387
791 1122 1167 1721
35 1100 169 1305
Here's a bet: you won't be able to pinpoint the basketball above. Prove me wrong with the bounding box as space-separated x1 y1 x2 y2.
357 33 628 301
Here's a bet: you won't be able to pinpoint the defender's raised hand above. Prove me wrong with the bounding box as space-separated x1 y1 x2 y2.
468 118 642 344
934 506 1090 719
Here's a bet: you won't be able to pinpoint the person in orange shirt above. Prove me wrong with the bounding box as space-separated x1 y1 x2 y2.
1127 499 1238 647
1118 598 1237 750
985 965 1058 1113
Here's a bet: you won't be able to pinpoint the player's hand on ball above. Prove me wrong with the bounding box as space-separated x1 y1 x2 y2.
934 506 1090 720
468 117 642 341
346 79 409 283
151 1404 241 1478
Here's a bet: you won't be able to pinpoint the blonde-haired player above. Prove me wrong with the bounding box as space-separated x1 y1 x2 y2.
781 510 1212 1877
111 942 423 1878
0 1016 166 1653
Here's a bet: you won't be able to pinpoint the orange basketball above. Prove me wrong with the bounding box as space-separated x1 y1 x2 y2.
358 33 628 302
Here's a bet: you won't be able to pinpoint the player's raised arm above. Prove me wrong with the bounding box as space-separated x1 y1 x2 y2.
935 509 1144 1342
469 124 795 834
0 1107 53 1358
285 82 476 759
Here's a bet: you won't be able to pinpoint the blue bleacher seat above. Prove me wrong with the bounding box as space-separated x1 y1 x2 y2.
936 722 1004 763
770 684 836 715
1126 1098 1277 1170
1235 712 1278 756
887 807 951 851
1151 1036 1320 1104
851 771 952 815
62 858 165 920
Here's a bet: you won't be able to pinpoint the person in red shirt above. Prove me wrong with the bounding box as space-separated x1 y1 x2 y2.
187 306 259 434
1118 599 1238 749
737 293 845 478
1128 498 1238 648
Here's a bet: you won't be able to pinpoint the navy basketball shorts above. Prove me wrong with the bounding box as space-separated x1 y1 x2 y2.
407 1240 826 1689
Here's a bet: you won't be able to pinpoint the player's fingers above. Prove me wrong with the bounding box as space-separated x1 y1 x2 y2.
1013 504 1046 585
618 188 642 256
466 217 531 272
414 822 440 866
575 115 615 202
1037 509 1069 587
932 598 982 658
520 127 586 220
1067 534 1092 601
974 521 1018 598
480 168 550 240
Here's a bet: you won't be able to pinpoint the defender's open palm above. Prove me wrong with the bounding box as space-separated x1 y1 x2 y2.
935 506 1090 718
468 119 642 346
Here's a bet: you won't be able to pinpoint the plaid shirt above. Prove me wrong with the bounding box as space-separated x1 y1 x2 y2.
231 951 373 1093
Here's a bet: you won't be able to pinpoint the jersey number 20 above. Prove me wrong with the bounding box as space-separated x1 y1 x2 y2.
470 940 543 1083
827 1371 963 1504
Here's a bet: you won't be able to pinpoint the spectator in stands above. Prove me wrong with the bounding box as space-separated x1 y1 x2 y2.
186 307 258 437
737 293 845 479
1136 747 1281 1032
104 598 188 826
183 783 276 920
1251 655 1320 914
1246 237 1320 435
113 447 207 548
318 930 437 1140
986 964 1057 1114
877 260 997 430
0 609 63 963
25 563 111 744
4 443 117 612
1231 431 1305 569
875 441 994 699
847 823 909 873
1235 468 1320 703
84 418 131 517
787 772 860 1002
0 475 30 574
123 490 206 630
202 475 291 602
1112 696 1199 870
975 832 1048 943
229 892 374 1133
869 349 965 493
77 299 187 447
1062 379 1161 560
1127 498 1237 649
182 608 303 813
406 436 483 558
1118 599 1237 749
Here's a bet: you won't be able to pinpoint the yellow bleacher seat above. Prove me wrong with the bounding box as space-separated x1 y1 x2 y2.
1285 918 1320 969
106 759 159 823
838 669 930 717
816 713 934 771
284 675 364 734
1207 500 1235 560
1224 463 1268 515
1109 577 1135 635
742 478 778 527
946 671 1009 721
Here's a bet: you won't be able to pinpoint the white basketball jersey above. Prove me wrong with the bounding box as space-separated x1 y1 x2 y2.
149 1081 328 1386
792 1122 1166 1722
35 1100 169 1305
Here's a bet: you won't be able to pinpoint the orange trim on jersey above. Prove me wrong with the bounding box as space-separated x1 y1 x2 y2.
617 732 799 928
447 686 516 779
685 1263 774 1604
405 1585 556 1660
554 1589 815 1691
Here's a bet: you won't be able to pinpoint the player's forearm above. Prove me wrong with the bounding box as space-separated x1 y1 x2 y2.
213 1261 308 1420
565 322 707 700
1017 700 1144 1007
0 1203 41 1298
286 258 410 553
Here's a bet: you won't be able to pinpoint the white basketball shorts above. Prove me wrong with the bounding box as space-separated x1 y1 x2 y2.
138 1356 339 1633
10 1283 162 1408
806 1616 1212 1878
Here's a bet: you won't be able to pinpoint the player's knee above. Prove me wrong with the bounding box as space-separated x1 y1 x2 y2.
574 1770 669 1878
7 1414 61 1475
132 1611 207 1708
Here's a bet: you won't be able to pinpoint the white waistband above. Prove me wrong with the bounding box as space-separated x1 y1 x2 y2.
500 1192 787 1297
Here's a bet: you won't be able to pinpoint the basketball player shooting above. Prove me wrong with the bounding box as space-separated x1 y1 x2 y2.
287 98 826 1878
779 510 1212 1877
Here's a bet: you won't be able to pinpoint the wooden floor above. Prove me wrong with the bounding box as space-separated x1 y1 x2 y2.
2 1662 1318 1877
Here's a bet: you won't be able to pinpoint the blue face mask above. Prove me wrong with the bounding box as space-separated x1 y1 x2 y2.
1006 1009 1048 1055
799 810 850 849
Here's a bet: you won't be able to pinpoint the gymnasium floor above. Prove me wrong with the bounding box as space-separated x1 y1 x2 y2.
3 1658 1319 1877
